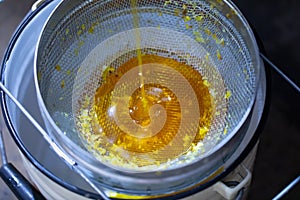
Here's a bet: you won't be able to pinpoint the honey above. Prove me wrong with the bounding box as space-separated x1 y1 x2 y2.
83 54 214 169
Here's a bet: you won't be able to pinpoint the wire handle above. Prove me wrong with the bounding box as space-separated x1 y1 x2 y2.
273 175 300 200
260 53 300 93
0 82 110 200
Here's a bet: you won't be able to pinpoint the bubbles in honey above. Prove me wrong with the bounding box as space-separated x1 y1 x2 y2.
80 54 214 169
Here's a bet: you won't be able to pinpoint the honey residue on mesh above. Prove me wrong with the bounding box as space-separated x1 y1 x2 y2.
78 54 214 169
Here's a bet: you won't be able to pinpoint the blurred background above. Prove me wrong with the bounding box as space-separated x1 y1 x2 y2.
0 0 299 199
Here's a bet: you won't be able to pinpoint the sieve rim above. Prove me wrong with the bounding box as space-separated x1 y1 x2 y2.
33 0 262 195
33 0 261 173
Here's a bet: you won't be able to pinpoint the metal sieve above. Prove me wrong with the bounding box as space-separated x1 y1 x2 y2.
34 0 260 197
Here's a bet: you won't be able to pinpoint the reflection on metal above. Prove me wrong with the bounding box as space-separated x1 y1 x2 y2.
0 132 8 166
32 0 48 11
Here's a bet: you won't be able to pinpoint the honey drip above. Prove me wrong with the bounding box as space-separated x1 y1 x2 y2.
90 54 214 168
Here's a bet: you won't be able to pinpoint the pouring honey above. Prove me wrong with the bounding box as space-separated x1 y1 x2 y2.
77 0 215 170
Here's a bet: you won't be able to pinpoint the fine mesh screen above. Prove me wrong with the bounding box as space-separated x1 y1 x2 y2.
36 0 257 171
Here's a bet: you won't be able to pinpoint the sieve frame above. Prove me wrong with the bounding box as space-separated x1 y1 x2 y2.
33 0 262 197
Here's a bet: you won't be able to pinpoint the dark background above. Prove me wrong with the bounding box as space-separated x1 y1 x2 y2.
0 0 300 199
234 0 300 199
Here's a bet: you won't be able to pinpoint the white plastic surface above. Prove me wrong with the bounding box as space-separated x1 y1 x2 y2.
213 165 252 200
